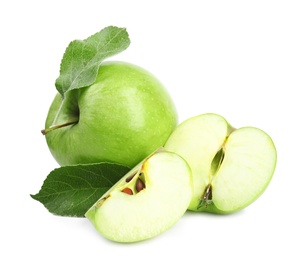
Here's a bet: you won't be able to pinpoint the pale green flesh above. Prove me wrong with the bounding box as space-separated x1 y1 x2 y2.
165 113 277 213
211 127 276 212
85 151 192 243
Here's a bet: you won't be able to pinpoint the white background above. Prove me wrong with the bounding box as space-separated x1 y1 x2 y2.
1 0 301 259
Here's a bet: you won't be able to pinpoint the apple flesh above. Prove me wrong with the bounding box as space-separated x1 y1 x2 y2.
85 150 192 243
43 61 178 168
165 113 277 213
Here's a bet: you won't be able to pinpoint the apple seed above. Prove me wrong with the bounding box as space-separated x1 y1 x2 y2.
125 174 135 182
136 178 145 192
122 187 133 195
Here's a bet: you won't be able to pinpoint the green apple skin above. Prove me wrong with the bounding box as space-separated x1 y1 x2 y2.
44 61 178 168
165 113 277 214
85 150 193 243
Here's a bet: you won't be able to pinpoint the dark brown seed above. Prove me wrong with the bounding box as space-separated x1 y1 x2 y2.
136 178 146 192
125 174 135 182
122 187 133 195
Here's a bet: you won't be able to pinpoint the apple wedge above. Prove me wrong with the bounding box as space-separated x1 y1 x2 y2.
85 150 192 242
165 113 277 214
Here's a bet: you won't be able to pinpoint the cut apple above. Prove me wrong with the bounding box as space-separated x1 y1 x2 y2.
85 150 192 242
165 113 277 214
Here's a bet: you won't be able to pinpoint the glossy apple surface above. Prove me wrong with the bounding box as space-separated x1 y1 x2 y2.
44 61 177 167
85 150 192 243
165 113 277 213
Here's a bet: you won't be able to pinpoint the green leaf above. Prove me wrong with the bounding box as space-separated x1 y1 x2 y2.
31 163 130 217
55 26 130 97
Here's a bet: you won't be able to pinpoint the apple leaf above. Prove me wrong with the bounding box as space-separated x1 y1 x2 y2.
31 163 130 217
55 26 130 97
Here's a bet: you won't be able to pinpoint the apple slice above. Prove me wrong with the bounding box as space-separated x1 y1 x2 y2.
165 113 277 214
85 150 192 242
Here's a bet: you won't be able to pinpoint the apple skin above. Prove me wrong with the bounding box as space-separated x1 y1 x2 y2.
44 61 178 167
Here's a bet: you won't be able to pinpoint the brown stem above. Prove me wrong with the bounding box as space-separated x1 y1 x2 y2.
41 121 78 135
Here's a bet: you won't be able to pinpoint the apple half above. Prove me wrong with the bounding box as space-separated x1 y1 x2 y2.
85 150 192 243
165 113 277 214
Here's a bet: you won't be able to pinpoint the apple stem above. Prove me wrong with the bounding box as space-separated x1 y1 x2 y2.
41 120 78 135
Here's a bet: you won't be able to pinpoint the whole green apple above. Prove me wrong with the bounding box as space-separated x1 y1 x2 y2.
43 61 178 167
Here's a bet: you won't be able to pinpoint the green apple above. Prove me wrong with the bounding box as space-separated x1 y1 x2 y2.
165 113 277 213
85 150 192 243
43 61 177 167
